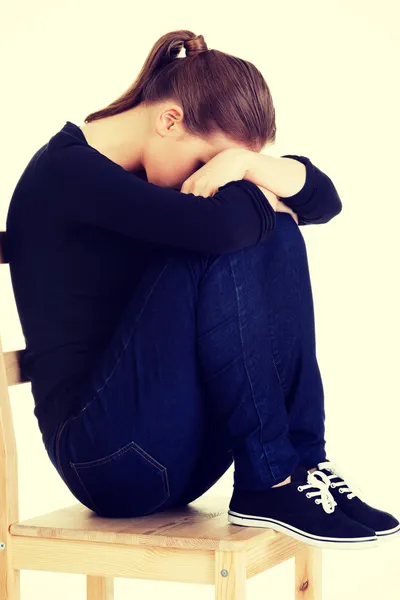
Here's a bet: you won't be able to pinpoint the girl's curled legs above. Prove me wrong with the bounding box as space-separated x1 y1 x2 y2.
196 212 327 491
52 213 327 516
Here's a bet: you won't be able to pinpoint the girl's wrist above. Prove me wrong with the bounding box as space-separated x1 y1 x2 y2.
243 151 307 199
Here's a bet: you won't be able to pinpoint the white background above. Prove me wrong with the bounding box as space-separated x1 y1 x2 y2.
1 0 399 598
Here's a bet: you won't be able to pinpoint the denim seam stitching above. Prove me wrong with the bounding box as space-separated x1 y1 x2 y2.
70 443 140 468
229 253 278 481
70 443 170 514
271 354 286 396
70 441 167 475
131 443 170 500
55 418 73 484
70 462 102 514
140 481 171 516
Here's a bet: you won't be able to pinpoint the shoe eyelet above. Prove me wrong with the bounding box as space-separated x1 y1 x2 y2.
297 486 303 492
306 492 311 498
331 483 336 488
339 488 344 493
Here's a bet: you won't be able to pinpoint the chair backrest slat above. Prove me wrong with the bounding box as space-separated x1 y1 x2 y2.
1 228 23 534
0 230 7 264
4 350 26 386
0 230 27 386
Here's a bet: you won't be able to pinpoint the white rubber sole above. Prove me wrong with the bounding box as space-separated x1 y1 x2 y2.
376 522 400 543
227 510 378 550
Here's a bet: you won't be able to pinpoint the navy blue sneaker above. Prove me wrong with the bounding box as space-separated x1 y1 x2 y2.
228 466 378 550
307 460 400 542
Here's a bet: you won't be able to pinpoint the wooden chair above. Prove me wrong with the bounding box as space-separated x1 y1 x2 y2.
0 229 322 599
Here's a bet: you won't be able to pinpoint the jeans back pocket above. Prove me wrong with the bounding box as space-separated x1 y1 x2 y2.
69 441 170 518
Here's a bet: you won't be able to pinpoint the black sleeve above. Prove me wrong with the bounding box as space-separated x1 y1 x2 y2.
41 143 276 254
280 155 343 226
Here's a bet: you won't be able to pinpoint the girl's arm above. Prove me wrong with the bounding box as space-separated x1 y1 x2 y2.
38 142 276 254
244 153 343 226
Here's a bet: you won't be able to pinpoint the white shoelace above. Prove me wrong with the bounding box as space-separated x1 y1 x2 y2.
317 460 365 501
297 470 337 513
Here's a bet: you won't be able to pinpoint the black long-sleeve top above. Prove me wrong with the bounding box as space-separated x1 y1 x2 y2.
5 120 342 446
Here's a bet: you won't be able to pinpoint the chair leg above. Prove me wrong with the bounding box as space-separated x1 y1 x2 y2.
87 576 114 600
295 545 322 600
0 542 20 600
215 550 246 599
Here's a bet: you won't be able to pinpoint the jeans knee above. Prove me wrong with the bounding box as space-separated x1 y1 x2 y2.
273 212 306 251
167 213 305 288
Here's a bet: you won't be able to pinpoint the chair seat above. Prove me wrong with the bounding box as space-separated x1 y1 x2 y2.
10 493 276 551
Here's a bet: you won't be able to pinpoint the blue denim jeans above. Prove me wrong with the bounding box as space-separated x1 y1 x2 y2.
45 213 327 518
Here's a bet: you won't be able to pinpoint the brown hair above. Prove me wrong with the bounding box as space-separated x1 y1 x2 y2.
84 30 276 151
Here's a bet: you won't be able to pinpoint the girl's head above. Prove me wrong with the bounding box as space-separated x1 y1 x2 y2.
83 30 277 189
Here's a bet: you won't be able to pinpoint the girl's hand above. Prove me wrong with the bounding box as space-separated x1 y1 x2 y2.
180 148 248 196
180 147 299 225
